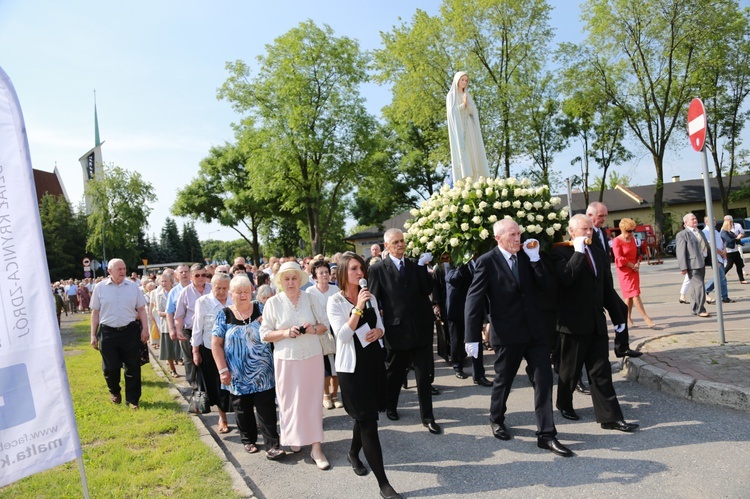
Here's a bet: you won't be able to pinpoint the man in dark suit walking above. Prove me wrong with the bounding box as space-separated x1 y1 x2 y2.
586 201 641 358
444 260 491 385
551 214 639 432
676 212 710 317
369 228 442 435
464 219 573 456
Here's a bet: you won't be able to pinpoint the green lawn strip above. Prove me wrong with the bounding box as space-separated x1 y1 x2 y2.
1 317 239 498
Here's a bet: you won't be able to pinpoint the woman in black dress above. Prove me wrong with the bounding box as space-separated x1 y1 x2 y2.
326 252 400 499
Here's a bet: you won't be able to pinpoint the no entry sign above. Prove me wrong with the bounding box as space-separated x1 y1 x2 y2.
688 98 707 152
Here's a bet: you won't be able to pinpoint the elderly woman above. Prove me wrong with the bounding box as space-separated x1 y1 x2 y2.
253 284 275 314
260 261 330 470
612 218 656 328
212 276 284 459
327 252 400 499
156 272 181 377
306 259 342 410
193 273 235 434
721 218 748 284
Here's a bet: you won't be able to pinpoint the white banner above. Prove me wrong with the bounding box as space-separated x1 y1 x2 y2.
0 66 82 487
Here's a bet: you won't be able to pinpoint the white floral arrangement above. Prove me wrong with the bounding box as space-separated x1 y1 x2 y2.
404 176 568 265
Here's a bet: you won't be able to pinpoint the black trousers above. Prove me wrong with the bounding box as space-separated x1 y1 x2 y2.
725 251 745 282
385 344 434 422
198 345 231 412
446 319 485 380
99 322 142 405
179 328 196 389
490 340 556 437
232 388 279 447
557 333 624 424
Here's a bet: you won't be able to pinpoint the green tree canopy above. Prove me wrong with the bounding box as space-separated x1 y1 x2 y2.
40 194 88 281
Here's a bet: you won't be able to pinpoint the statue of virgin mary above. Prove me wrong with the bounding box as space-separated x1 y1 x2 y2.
446 71 490 182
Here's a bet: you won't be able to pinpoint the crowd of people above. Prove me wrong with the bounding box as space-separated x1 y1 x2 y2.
58 201 748 499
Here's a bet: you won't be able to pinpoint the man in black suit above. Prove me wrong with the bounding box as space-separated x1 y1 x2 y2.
444 260 491 385
369 228 442 435
586 202 641 358
464 219 573 456
551 214 639 432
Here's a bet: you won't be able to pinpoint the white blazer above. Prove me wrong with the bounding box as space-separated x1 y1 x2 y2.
326 292 384 373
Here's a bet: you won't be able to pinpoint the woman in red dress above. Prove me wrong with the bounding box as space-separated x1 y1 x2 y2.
612 218 656 328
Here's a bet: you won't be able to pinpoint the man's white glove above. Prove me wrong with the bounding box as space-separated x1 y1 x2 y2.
418 252 433 266
465 342 479 359
614 323 626 333
522 239 540 262
573 236 588 253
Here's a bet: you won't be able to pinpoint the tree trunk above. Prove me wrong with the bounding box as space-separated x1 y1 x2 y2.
652 154 665 243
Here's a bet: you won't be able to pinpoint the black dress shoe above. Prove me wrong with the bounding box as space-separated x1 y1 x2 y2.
379 483 403 499
386 409 399 421
490 421 511 440
615 349 642 358
558 407 580 421
601 420 639 432
537 437 574 457
423 420 442 434
454 369 469 379
347 453 368 476
473 377 493 387
430 386 440 395
722 298 735 303
575 380 591 394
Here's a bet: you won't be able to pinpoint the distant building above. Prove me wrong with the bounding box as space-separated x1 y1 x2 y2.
33 167 69 205
348 174 750 248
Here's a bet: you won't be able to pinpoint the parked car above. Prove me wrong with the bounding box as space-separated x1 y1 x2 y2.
665 238 676 256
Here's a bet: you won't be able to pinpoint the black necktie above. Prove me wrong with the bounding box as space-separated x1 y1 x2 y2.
509 254 520 282
585 248 597 275
596 228 606 252
398 260 405 279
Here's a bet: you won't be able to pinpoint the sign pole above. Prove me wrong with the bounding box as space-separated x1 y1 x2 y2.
700 147 725 344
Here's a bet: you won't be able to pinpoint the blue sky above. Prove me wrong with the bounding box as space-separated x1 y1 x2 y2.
0 0 731 242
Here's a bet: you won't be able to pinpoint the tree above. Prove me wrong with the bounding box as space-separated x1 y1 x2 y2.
577 0 713 240
442 0 555 178
695 2 750 212
39 194 88 281
85 164 154 269
217 21 377 255
159 217 182 263
590 171 632 192
181 222 203 263
173 139 272 266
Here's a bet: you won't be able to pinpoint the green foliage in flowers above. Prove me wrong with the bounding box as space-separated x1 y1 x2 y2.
404 176 568 265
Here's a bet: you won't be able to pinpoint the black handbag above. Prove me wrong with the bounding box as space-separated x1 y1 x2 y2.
188 369 211 414
139 341 150 366
435 320 450 363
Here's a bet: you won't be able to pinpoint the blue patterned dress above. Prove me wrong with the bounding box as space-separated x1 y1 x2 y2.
212 308 274 396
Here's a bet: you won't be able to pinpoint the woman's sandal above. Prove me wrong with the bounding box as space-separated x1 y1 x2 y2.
170 370 179 378
218 422 230 434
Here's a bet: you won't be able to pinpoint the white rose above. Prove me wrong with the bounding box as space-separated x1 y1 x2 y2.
536 187 546 195
560 209 569 219
527 214 535 221
404 221 411 229
514 189 523 197
485 187 494 195
450 205 459 214
553 223 561 231
517 210 526 218
462 190 471 199
507 177 517 186
548 212 557 220
550 197 561 205
533 201 542 209
501 188 509 198
479 201 488 210
546 227 556 236
502 200 511 208
543 202 550 210
461 223 470 231
475 189 483 198
407 241 414 249
420 236 428 244
450 238 460 247
493 201 503 209
427 241 435 251
518 224 525 233
536 215 544 222
523 201 533 210
434 235 443 243
488 214 498 223
496 179 507 187
521 178 531 187
480 229 489 239
462 204 472 213
513 200 522 208
410 208 419 216
472 216 482 224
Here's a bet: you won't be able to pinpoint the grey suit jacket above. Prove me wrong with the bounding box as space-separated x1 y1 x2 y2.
676 227 707 271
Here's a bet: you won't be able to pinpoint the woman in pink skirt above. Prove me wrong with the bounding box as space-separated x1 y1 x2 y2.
612 218 656 328
260 262 330 470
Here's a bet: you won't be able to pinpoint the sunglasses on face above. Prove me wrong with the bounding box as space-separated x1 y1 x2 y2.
194 273 208 278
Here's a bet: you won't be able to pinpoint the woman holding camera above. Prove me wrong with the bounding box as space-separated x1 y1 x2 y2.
260 261 330 469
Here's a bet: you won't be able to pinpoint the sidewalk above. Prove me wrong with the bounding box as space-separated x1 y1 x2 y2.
615 257 750 411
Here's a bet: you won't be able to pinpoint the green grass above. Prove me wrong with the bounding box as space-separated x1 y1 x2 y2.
1 318 239 499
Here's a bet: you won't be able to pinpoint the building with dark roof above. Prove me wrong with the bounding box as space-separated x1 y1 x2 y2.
347 174 750 253
33 167 69 205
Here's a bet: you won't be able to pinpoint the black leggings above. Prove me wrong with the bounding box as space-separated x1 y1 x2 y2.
350 418 388 487
724 251 745 282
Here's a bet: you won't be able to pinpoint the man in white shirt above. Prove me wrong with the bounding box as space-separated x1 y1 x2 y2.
703 217 732 303
90 258 149 409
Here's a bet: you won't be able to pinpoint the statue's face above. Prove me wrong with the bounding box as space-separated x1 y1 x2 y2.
458 74 469 91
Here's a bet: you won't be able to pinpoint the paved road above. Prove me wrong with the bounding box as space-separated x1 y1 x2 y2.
155 256 750 498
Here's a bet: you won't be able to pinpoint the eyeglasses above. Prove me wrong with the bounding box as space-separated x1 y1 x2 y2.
194 273 208 278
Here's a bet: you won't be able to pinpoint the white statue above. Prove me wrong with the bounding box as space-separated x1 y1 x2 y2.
446 71 490 182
